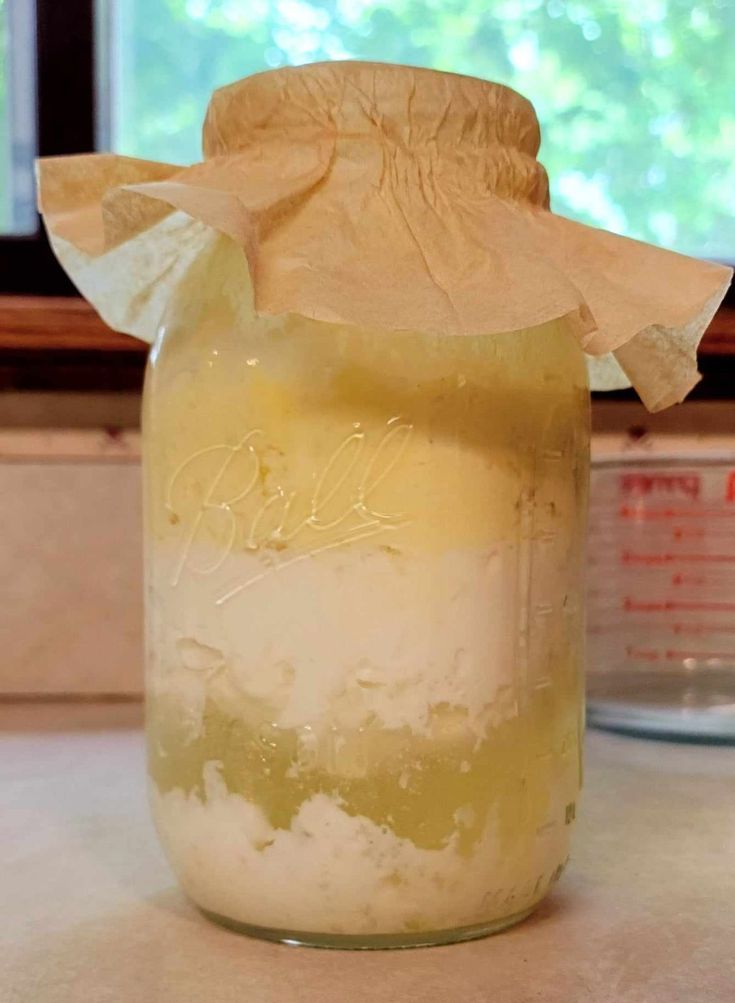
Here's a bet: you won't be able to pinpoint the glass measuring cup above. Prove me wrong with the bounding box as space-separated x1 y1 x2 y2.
587 455 735 742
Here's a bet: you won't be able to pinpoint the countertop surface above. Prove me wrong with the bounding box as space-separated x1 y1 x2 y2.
3 702 734 1003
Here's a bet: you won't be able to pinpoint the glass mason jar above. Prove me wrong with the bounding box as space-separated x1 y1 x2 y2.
143 237 590 948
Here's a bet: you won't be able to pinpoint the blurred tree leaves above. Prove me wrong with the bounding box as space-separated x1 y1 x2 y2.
106 0 735 258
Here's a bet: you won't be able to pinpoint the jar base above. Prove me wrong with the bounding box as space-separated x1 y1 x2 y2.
198 904 537 950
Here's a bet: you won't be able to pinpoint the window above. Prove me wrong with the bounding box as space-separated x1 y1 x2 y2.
1 0 734 295
0 0 36 235
0 0 95 294
99 0 735 261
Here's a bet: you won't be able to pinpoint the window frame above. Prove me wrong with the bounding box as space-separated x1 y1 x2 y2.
0 0 94 295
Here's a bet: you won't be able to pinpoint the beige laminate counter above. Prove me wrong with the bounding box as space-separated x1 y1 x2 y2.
3 702 734 1003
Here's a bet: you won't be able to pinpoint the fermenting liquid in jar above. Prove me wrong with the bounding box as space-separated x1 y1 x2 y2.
143 238 590 947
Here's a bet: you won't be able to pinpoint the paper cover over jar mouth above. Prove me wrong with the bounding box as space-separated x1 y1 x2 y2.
202 62 551 209
36 61 731 411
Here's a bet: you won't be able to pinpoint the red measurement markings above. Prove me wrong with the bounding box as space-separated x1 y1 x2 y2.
672 527 705 541
673 623 735 635
621 551 670 566
671 573 706 586
727 471 735 502
622 599 667 611
619 506 735 520
620 472 700 499
622 552 735 565
623 598 735 613
590 622 735 635
677 554 735 563
625 646 660 662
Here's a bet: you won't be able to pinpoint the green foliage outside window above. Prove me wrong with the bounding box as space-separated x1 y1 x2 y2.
0 1 732 257
109 0 735 260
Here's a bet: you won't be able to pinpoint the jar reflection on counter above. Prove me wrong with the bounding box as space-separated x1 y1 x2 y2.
143 238 590 948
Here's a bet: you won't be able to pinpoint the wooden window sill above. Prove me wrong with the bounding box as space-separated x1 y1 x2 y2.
1 295 734 355
0 297 146 352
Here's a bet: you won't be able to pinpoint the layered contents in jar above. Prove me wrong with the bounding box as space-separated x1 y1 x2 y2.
144 259 589 937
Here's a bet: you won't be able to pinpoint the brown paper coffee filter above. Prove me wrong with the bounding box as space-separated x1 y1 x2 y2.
36 61 731 411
